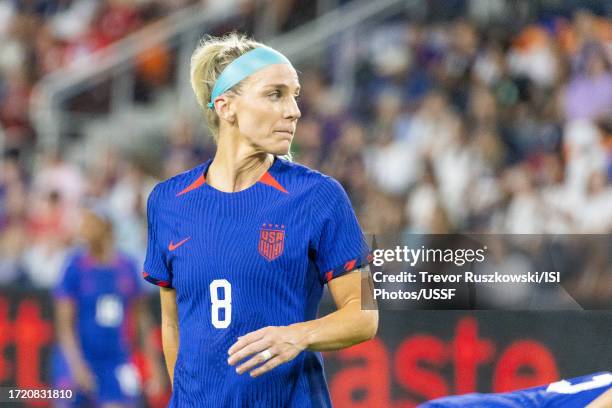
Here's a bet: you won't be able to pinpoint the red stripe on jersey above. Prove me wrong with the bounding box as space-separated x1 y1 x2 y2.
143 271 170 287
176 173 206 196
325 271 333 282
259 172 288 194
344 259 356 271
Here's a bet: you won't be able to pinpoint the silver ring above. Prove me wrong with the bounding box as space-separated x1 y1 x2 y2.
260 349 272 361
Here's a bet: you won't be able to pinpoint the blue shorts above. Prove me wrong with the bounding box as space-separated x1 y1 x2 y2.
51 347 142 407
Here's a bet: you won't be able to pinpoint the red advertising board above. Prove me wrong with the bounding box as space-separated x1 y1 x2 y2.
0 290 611 407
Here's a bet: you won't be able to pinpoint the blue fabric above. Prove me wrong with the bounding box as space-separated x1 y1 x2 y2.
207 47 291 108
53 249 143 362
143 157 370 407
419 372 612 407
52 346 141 406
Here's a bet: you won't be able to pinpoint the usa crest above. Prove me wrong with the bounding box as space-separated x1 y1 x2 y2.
258 224 285 261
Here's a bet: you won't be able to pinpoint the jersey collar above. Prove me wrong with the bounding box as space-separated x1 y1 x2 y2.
176 157 288 196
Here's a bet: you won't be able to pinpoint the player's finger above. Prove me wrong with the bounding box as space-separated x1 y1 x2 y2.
228 331 269 359
249 355 285 378
235 346 278 374
227 337 271 366
228 327 269 355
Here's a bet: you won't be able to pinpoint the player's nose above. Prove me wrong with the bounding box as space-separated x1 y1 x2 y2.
284 97 301 120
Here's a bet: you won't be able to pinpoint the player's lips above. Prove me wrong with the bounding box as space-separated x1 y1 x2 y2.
274 130 294 139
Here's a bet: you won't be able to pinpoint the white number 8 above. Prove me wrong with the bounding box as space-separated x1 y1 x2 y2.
210 279 232 329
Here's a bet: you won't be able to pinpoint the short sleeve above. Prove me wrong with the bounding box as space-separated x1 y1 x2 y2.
53 256 79 301
142 186 173 288
311 178 371 283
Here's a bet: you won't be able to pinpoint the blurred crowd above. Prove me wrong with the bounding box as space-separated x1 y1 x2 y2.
0 0 205 148
316 6 612 238
0 0 326 148
0 0 611 296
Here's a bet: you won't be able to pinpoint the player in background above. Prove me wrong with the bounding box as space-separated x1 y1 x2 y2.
53 205 165 407
419 372 612 407
143 33 378 407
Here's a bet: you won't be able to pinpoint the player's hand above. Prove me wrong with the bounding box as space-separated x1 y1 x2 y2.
227 325 307 378
74 361 97 394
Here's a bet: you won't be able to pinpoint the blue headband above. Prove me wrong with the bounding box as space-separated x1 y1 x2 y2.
207 47 291 109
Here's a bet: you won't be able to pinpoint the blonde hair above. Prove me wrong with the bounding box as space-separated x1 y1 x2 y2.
190 33 265 142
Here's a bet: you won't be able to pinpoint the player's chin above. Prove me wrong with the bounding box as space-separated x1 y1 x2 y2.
267 137 292 155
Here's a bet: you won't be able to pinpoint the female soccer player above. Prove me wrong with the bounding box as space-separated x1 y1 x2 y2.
54 206 165 408
142 33 378 407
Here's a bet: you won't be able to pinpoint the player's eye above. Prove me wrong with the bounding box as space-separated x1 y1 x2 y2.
268 91 282 100
294 94 301 102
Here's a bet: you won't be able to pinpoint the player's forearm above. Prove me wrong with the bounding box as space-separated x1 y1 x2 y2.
292 300 378 352
57 327 87 370
159 287 179 386
55 301 88 372
161 320 179 387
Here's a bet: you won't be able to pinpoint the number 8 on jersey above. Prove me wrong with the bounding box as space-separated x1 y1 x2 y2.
210 279 232 329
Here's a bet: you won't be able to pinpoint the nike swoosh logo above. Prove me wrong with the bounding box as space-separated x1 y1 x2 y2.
168 237 191 251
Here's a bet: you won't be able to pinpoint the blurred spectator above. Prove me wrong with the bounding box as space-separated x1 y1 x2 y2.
31 150 84 211
107 159 156 263
564 43 612 121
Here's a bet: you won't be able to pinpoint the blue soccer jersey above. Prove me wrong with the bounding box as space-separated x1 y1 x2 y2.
143 157 370 407
419 372 612 407
54 249 143 362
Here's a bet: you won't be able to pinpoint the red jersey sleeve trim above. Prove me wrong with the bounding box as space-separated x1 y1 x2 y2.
142 271 172 288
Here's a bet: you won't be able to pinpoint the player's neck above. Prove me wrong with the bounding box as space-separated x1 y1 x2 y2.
208 138 273 193
88 240 114 264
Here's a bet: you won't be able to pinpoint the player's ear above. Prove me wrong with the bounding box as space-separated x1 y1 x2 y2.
215 96 237 124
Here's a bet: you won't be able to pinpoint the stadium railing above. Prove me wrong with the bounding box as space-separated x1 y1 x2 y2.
30 0 409 153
